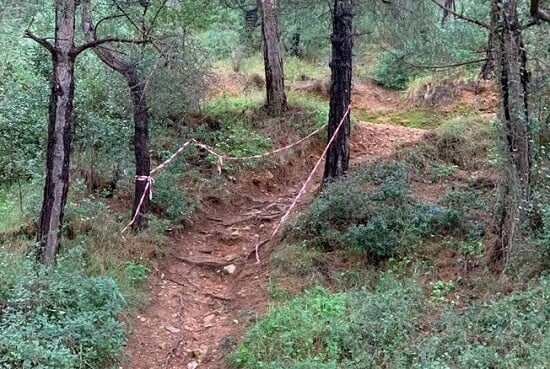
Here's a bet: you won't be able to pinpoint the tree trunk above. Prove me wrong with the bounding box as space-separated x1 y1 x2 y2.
128 71 151 231
37 0 78 266
480 8 497 80
260 0 287 116
82 0 151 231
491 0 532 264
441 0 455 25
324 0 353 180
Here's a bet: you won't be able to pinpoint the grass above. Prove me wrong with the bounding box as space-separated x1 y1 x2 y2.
212 54 328 83
0 178 165 368
232 273 550 369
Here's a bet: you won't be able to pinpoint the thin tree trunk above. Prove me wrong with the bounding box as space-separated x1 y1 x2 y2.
128 71 150 231
491 0 532 264
82 0 151 231
480 8 497 80
441 0 455 25
324 0 353 180
37 0 78 266
260 0 287 116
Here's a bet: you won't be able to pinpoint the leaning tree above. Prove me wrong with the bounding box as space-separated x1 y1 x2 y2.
82 0 151 231
26 0 146 265
490 0 548 263
429 0 549 264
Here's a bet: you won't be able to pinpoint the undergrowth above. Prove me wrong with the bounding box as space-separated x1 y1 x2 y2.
232 274 550 369
0 249 126 369
289 161 482 261
0 179 162 368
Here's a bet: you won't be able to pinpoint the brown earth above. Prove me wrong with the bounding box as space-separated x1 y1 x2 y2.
124 76 496 369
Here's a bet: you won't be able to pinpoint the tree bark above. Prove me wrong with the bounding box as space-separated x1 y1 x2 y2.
491 0 532 263
82 0 151 231
36 0 78 266
324 0 353 180
479 27 496 79
441 0 455 25
260 0 287 116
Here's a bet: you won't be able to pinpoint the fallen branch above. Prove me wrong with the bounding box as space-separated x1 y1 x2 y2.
173 255 235 269
163 339 183 369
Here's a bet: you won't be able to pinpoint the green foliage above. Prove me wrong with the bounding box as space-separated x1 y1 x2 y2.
535 204 550 267
145 45 208 121
234 275 550 369
372 51 409 90
429 280 455 303
430 188 486 239
215 123 272 158
0 251 126 369
233 287 347 369
396 115 496 182
153 170 195 223
435 117 496 170
291 162 432 260
361 0 488 86
0 33 49 185
194 28 242 60
124 261 150 285
411 277 550 369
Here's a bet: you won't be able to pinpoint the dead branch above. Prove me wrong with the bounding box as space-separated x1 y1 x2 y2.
222 212 282 226
73 37 149 55
173 255 235 268
24 29 55 54
163 339 183 369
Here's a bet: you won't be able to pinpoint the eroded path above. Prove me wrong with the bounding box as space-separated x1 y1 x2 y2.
124 176 299 369
123 121 429 369
123 77 490 368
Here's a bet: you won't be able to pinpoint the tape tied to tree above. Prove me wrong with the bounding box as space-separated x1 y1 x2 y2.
121 122 328 235
135 175 154 199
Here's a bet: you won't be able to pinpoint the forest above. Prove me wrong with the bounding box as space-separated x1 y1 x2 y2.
0 0 548 368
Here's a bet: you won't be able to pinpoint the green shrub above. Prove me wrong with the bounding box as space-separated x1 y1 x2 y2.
234 275 550 369
342 274 426 367
0 251 126 369
435 117 495 171
372 51 409 90
153 170 195 223
535 204 550 267
430 189 486 239
233 287 347 369
409 276 550 369
291 162 432 260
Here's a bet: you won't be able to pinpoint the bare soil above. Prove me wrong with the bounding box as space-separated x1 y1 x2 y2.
123 77 496 369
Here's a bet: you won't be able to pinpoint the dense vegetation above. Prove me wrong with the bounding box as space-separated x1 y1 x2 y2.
0 0 548 368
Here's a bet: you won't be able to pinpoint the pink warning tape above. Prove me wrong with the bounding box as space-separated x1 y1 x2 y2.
121 123 327 234
253 105 351 263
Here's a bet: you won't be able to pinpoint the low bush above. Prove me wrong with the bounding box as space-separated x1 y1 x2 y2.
233 274 550 369
372 51 410 90
153 170 195 223
430 188 486 239
291 162 433 260
0 250 126 369
233 287 347 369
535 204 550 268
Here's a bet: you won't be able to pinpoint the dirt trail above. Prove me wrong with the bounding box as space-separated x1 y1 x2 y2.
123 125 427 369
123 78 486 369
123 180 297 369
